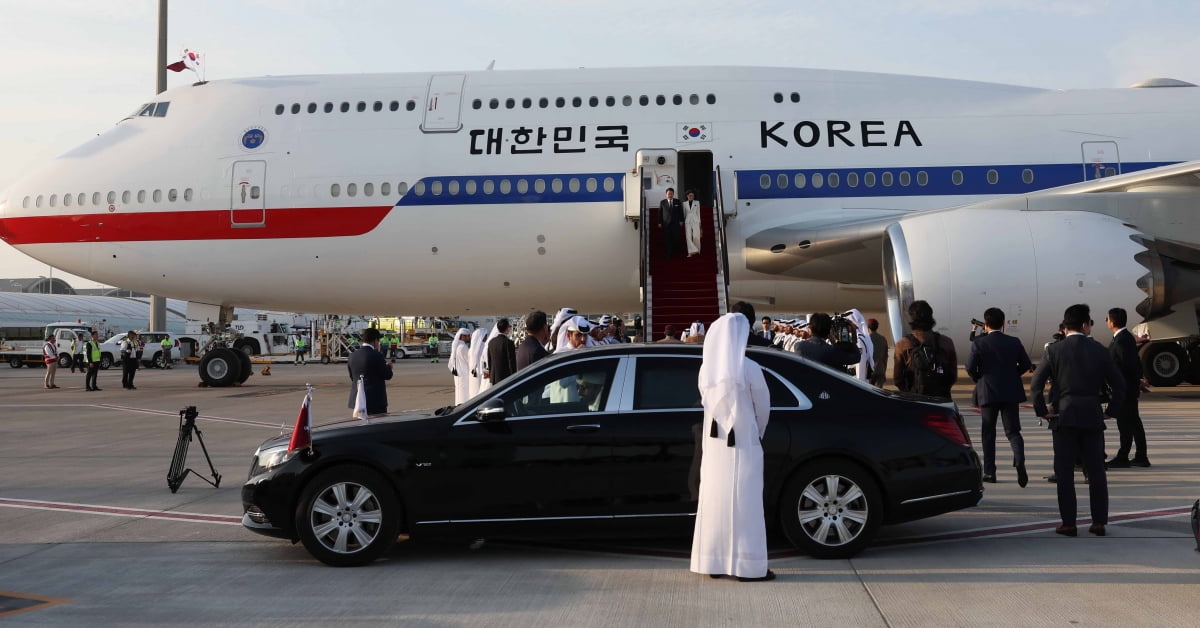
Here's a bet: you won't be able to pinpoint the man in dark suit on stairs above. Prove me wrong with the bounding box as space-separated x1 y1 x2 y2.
1031 303 1125 537
966 307 1033 487
659 187 684 259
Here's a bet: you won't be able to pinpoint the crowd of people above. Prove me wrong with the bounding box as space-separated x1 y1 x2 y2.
38 329 168 392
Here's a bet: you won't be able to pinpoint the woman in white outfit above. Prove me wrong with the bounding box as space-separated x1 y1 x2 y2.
690 312 774 582
683 189 702 257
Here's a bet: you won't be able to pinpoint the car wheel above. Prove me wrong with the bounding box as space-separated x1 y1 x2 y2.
58 353 74 368
8 357 22 368
295 466 400 567
779 460 883 559
99 354 113 370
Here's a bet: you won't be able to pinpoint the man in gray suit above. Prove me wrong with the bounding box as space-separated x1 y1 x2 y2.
1031 304 1125 537
967 307 1033 486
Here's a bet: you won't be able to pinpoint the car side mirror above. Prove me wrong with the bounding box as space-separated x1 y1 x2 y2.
476 398 507 422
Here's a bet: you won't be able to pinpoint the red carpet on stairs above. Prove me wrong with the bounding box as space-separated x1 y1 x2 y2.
645 205 722 342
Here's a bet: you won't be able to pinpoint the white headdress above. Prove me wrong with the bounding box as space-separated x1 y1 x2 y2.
698 312 748 433
556 316 592 353
468 328 488 373
548 307 577 352
448 328 472 373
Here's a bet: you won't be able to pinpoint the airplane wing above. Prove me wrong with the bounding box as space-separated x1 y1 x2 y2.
744 160 1200 286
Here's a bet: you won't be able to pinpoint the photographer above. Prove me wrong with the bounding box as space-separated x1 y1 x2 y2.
795 313 861 370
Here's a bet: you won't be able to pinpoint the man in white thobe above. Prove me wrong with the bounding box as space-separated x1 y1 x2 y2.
448 328 473 405
467 328 488 399
547 307 577 353
690 312 774 581
479 323 502 393
844 308 874 383
551 317 592 402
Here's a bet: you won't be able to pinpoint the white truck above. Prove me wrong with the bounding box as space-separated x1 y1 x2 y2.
0 323 94 369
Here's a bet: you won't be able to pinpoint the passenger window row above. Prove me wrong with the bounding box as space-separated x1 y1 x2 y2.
471 93 717 111
329 175 620 199
22 188 194 210
756 168 1038 190
275 100 418 115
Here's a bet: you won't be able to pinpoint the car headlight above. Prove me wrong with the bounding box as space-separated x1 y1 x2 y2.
255 445 295 471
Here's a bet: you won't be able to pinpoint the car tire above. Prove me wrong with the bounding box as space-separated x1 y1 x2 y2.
198 348 241 387
779 459 883 559
8 357 22 368
99 354 113 370
295 466 400 567
58 353 73 368
321 355 331 365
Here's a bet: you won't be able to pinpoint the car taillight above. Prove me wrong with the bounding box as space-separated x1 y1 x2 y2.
922 411 971 447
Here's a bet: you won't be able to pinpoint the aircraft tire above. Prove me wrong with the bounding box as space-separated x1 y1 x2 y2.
1140 342 1186 388
235 350 252 384
199 348 242 387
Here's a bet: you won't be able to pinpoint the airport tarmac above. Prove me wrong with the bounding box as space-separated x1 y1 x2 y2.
0 359 1197 626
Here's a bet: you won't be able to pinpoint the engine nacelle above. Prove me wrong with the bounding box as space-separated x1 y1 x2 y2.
882 209 1155 357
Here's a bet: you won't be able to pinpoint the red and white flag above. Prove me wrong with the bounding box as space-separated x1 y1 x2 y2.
166 48 202 75
287 387 313 453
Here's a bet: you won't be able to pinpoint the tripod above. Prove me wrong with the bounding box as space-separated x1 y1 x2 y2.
167 406 221 493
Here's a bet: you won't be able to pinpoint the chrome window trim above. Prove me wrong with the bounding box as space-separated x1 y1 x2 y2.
623 355 812 412
454 355 628 426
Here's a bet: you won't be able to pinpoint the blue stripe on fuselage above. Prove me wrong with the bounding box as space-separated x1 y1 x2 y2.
736 161 1176 199
393 162 1179 206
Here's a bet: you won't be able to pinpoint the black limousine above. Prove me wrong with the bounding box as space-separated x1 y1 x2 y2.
242 344 982 566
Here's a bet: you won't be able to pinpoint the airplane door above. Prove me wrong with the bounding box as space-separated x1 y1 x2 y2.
422 74 466 133
1082 141 1120 180
230 160 266 228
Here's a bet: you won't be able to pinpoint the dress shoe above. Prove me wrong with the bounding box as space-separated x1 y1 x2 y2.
1016 464 1029 488
982 474 997 483
1130 457 1151 468
1055 525 1077 537
1106 457 1131 469
737 570 776 582
93 387 102 391
1088 524 1106 536
1045 474 1057 483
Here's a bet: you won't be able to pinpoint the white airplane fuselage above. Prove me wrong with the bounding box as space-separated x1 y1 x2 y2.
2 66 1199 320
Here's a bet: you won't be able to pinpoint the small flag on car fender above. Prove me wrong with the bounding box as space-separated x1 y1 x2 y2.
288 386 313 453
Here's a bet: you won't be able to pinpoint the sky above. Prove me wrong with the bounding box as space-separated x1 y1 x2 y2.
2 0 1198 288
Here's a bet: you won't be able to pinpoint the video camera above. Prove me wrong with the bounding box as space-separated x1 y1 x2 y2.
971 318 985 327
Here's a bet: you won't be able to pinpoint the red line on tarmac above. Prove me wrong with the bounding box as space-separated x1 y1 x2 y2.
0 498 242 525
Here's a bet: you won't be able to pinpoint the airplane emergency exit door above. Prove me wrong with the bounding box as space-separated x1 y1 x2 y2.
230 160 266 228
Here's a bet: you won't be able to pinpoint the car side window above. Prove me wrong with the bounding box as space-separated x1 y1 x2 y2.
504 359 618 418
633 357 702 410
763 370 800 407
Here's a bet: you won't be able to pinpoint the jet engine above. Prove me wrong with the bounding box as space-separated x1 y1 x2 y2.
881 209 1179 356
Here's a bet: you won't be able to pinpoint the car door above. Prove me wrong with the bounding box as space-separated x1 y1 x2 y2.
606 355 706 520
433 356 625 529
606 354 805 523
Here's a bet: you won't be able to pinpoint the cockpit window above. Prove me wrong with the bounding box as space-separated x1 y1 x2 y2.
129 102 169 119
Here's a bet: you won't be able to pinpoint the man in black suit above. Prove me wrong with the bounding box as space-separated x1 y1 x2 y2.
516 311 549 371
966 307 1033 487
347 327 394 416
1105 307 1149 468
796 313 860 369
1031 303 1125 537
659 187 684 259
733 301 771 347
487 318 518 385
759 316 774 343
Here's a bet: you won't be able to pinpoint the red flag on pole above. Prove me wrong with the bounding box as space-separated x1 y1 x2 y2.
287 388 312 453
165 60 187 72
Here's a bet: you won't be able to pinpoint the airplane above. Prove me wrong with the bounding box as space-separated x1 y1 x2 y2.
3 65 1200 386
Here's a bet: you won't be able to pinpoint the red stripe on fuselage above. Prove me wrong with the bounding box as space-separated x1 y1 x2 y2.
0 206 393 245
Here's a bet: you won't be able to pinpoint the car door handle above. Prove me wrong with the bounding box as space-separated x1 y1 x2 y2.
566 424 601 433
